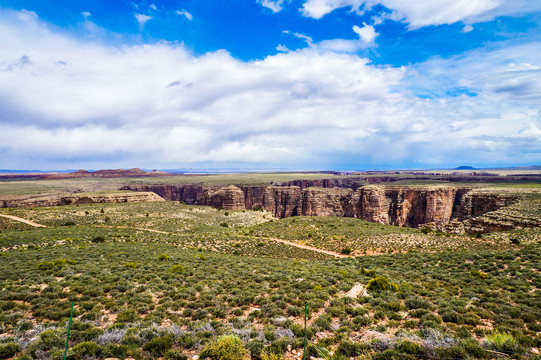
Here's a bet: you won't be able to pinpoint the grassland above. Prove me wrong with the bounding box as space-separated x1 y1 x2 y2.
0 196 540 360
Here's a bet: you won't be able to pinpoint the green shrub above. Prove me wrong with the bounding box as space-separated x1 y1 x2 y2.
397 340 422 355
143 335 173 357
366 276 394 292
336 340 369 356
171 264 185 273
116 309 139 323
420 226 432 234
36 261 54 271
484 332 523 355
0 342 19 359
200 335 248 360
124 262 136 269
470 270 489 279
361 267 376 277
165 349 188 360
91 236 106 243
246 340 264 359
158 254 170 261
340 248 352 255
70 341 101 359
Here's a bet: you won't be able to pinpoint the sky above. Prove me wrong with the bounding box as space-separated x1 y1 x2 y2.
0 0 540 171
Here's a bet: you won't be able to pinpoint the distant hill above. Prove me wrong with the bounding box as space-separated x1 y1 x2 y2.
454 166 476 170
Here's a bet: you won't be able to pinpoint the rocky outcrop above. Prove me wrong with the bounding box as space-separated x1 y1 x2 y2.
120 183 524 232
1 192 164 208
198 185 245 210
299 187 354 217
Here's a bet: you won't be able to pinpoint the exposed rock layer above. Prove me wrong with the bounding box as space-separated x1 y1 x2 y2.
120 183 523 232
1 192 164 208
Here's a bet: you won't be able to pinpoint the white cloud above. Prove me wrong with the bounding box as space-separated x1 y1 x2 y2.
0 9 540 169
283 30 313 45
149 4 158 11
176 10 193 21
300 0 541 29
353 23 378 44
258 0 286 13
134 13 152 30
276 44 290 52
301 0 366 19
462 24 474 33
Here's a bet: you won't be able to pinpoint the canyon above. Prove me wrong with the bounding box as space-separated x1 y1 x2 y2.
119 182 535 233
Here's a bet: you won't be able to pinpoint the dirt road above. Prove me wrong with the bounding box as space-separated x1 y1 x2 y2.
0 214 47 228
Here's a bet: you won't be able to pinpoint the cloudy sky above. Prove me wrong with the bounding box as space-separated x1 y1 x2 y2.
0 0 540 171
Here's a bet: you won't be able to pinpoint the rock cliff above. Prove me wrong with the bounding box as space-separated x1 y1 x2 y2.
1 192 164 208
120 183 525 232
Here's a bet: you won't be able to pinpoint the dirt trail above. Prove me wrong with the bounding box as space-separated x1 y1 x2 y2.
0 214 47 228
2 218 346 259
267 237 349 258
107 227 349 259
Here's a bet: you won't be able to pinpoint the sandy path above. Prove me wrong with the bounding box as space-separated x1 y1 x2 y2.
105 226 349 259
267 237 349 258
0 214 47 228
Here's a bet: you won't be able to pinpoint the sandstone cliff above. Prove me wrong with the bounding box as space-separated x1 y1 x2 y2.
1 192 164 208
120 183 526 233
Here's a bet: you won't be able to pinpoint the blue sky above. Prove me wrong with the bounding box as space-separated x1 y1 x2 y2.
0 0 540 170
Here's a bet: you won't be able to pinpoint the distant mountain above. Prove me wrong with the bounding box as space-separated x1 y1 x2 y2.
454 166 476 170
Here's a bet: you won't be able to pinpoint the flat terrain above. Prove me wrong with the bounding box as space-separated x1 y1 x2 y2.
0 173 541 359
0 196 540 360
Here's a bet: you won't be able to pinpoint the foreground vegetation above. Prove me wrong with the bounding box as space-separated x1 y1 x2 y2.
1 200 540 359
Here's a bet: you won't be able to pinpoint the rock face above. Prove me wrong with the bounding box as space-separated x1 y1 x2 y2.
120 183 523 232
1 192 164 208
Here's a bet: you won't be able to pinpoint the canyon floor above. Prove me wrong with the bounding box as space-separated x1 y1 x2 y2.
0 171 540 359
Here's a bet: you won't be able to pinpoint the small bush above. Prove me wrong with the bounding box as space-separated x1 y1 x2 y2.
165 349 188 360
420 226 432 234
63 221 76 226
397 340 423 355
220 222 229 227
0 342 20 359
484 332 523 355
124 262 136 269
158 254 170 261
470 270 489 279
70 341 101 358
171 264 184 273
143 335 173 357
92 236 106 243
340 248 352 255
36 261 54 271
367 276 393 292
336 340 370 356
200 335 248 360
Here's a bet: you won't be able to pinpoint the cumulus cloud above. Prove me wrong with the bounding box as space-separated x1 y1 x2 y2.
258 0 286 13
352 23 378 43
176 10 193 21
300 0 541 29
0 9 540 169
301 0 366 19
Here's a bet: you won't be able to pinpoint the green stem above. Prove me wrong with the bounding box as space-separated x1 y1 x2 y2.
304 302 308 360
63 301 75 360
